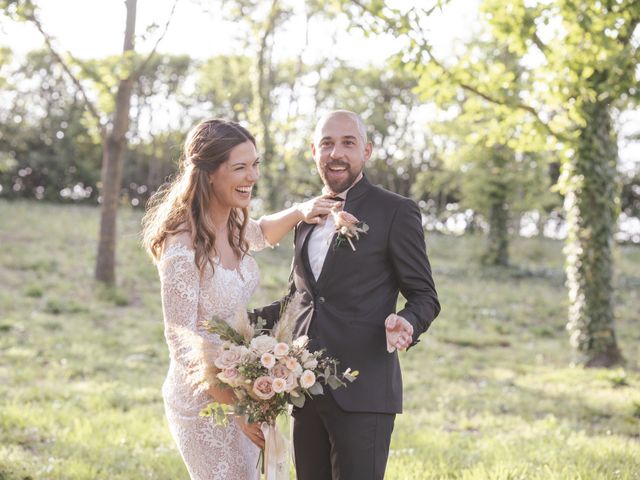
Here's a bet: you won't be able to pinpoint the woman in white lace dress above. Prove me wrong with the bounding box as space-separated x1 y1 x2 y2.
142 119 338 480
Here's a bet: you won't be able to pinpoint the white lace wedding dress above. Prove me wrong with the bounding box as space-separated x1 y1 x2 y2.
157 219 268 480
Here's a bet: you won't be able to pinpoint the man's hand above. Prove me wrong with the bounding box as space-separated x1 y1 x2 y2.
296 196 342 224
235 416 265 449
384 314 414 352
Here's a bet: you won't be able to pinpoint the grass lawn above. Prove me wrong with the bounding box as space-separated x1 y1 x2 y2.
1 200 639 479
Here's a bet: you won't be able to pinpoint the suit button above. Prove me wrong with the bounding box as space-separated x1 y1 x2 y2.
317 296 325 304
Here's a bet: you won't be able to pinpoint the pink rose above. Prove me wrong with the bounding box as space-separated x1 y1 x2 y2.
285 357 300 372
214 347 244 370
217 367 242 387
333 210 358 228
271 363 290 379
272 363 297 391
252 376 275 400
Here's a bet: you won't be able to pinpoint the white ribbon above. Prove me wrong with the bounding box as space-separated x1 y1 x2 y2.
260 422 289 480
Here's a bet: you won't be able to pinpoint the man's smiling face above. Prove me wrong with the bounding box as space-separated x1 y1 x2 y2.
311 112 372 194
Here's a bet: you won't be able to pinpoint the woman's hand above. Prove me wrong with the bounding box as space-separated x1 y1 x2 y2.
297 196 342 224
206 384 236 405
257 195 342 246
235 416 265 449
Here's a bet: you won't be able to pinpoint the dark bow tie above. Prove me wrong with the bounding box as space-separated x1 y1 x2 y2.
325 193 345 202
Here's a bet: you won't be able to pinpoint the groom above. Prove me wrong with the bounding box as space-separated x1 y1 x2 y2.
255 110 440 479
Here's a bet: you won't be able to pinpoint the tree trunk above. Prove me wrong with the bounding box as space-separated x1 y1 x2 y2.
564 99 624 367
95 0 137 285
147 134 162 191
252 0 279 210
482 148 510 266
483 181 509 266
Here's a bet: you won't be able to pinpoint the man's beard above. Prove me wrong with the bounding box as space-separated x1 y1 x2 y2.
319 162 360 194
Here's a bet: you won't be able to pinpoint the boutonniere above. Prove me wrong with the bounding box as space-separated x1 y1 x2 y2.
332 208 369 251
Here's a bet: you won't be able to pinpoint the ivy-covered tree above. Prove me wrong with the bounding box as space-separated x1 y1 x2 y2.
346 0 639 366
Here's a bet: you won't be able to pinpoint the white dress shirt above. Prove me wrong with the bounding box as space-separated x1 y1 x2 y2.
306 176 361 280
307 207 339 280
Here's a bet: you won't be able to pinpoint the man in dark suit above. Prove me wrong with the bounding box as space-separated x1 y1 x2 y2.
254 110 440 479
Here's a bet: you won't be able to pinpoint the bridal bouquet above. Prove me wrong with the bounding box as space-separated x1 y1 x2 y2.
194 298 357 479
200 316 357 423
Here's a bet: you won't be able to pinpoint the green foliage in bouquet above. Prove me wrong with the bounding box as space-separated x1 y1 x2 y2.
198 302 357 425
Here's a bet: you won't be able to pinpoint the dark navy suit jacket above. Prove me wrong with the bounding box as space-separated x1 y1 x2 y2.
253 175 440 414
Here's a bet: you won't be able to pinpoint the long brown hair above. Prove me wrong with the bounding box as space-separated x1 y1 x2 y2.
142 119 256 274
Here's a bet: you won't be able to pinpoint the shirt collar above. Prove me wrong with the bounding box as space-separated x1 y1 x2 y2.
321 172 364 200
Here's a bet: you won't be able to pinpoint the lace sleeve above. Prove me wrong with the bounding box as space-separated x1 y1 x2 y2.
245 218 271 252
158 236 219 391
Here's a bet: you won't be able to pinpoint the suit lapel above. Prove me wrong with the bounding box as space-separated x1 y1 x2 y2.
315 175 372 290
295 222 317 290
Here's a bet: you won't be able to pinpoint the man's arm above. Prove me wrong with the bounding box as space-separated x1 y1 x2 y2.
388 199 441 347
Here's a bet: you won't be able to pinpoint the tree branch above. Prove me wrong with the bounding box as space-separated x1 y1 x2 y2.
421 43 565 141
132 0 179 79
530 30 549 57
347 1 564 141
615 8 639 48
25 10 104 128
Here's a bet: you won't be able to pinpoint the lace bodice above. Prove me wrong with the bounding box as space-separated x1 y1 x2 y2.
157 218 268 480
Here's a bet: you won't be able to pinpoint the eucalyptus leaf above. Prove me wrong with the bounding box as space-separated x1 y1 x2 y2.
327 376 343 390
290 393 306 408
308 382 323 396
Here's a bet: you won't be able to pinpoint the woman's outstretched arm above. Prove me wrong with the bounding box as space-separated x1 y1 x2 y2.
257 196 341 246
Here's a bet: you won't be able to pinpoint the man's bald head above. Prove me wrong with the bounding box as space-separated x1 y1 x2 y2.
313 110 368 146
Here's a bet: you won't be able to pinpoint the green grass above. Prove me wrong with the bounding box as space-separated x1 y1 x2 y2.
0 200 639 479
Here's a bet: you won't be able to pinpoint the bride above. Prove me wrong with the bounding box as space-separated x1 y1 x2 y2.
141 119 339 479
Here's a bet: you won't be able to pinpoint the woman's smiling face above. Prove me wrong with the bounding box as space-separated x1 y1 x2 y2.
208 140 261 210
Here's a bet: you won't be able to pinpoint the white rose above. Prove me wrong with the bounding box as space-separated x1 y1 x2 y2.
273 342 290 358
214 347 244 370
261 352 276 369
250 335 278 355
299 370 316 389
285 373 298 392
293 335 309 349
272 377 287 393
303 358 318 370
300 350 311 363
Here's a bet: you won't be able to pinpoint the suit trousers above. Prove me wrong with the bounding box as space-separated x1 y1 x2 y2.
292 391 395 480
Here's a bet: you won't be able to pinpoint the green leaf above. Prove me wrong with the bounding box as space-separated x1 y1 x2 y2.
308 382 323 396
327 375 344 390
290 393 306 408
